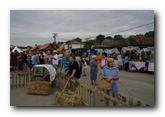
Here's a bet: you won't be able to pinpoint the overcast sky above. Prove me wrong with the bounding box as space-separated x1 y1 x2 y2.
10 10 154 46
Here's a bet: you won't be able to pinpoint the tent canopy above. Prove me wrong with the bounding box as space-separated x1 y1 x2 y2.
12 46 23 53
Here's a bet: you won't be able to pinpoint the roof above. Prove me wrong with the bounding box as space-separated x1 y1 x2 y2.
30 46 37 52
39 43 55 50
132 35 154 45
101 39 121 47
56 43 65 52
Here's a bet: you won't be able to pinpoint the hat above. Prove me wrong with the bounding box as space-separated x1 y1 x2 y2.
107 58 114 62
91 55 96 58
53 50 57 53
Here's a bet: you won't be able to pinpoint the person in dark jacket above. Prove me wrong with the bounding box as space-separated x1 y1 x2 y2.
65 55 81 80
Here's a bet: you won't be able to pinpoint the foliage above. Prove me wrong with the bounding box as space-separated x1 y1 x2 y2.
114 35 124 40
95 34 105 45
84 40 94 49
145 31 154 38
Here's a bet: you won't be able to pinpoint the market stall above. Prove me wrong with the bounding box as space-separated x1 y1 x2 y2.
122 46 154 72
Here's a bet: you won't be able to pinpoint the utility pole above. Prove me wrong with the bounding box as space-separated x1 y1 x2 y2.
52 33 58 47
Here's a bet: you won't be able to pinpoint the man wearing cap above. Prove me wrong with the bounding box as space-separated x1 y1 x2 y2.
102 58 120 97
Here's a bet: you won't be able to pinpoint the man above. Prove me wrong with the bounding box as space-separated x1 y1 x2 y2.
47 50 53 64
52 50 59 69
35 52 40 64
62 52 70 72
103 58 120 97
65 55 80 79
31 53 37 66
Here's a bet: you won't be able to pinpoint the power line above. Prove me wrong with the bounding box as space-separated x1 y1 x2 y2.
58 21 154 41
87 21 154 40
105 21 154 36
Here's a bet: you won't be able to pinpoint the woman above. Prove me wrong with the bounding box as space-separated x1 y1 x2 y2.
81 57 87 76
100 53 107 74
103 58 120 97
90 55 98 86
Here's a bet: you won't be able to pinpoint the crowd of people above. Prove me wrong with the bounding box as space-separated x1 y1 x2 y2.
10 50 60 71
10 49 120 96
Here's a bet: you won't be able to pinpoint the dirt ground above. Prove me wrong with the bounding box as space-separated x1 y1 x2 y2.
10 67 155 106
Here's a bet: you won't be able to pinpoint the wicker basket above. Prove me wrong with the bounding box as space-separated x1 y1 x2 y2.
96 78 112 90
26 81 51 95
55 90 82 106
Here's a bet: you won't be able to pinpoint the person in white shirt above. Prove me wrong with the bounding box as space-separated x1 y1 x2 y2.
52 50 59 69
43 52 48 64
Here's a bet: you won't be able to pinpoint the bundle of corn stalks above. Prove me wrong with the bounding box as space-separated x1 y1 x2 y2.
55 90 82 106
96 78 112 90
26 81 51 95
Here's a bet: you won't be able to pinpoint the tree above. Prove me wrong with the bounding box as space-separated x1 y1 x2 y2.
145 31 154 38
84 40 94 49
105 36 113 40
127 36 141 45
72 37 82 42
114 35 123 40
95 34 105 45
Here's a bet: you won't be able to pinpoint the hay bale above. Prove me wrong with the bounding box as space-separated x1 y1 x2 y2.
96 78 112 90
55 90 82 106
26 81 51 95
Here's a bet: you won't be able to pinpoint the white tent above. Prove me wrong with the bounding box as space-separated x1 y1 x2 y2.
12 46 23 53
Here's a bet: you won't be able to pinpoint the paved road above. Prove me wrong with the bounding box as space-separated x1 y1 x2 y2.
10 88 57 106
10 66 155 106
80 67 155 106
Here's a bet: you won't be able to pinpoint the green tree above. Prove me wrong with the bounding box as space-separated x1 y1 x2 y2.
145 31 154 38
84 40 94 49
105 36 113 40
127 36 138 45
114 35 123 40
95 34 105 45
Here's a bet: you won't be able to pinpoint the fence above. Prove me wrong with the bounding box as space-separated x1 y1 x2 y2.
55 75 147 107
10 71 148 107
10 71 32 88
75 82 145 106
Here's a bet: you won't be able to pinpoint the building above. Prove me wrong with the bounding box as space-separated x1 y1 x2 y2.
65 39 84 50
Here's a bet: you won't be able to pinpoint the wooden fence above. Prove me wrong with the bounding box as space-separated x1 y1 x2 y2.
10 71 32 88
10 71 148 107
55 75 147 107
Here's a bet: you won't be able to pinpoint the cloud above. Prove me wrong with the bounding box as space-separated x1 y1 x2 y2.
10 10 154 46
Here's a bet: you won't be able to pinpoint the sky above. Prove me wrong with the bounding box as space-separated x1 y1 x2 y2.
10 10 154 46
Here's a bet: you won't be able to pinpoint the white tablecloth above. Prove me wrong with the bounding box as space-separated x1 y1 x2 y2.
148 62 154 72
34 64 56 81
129 61 146 70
